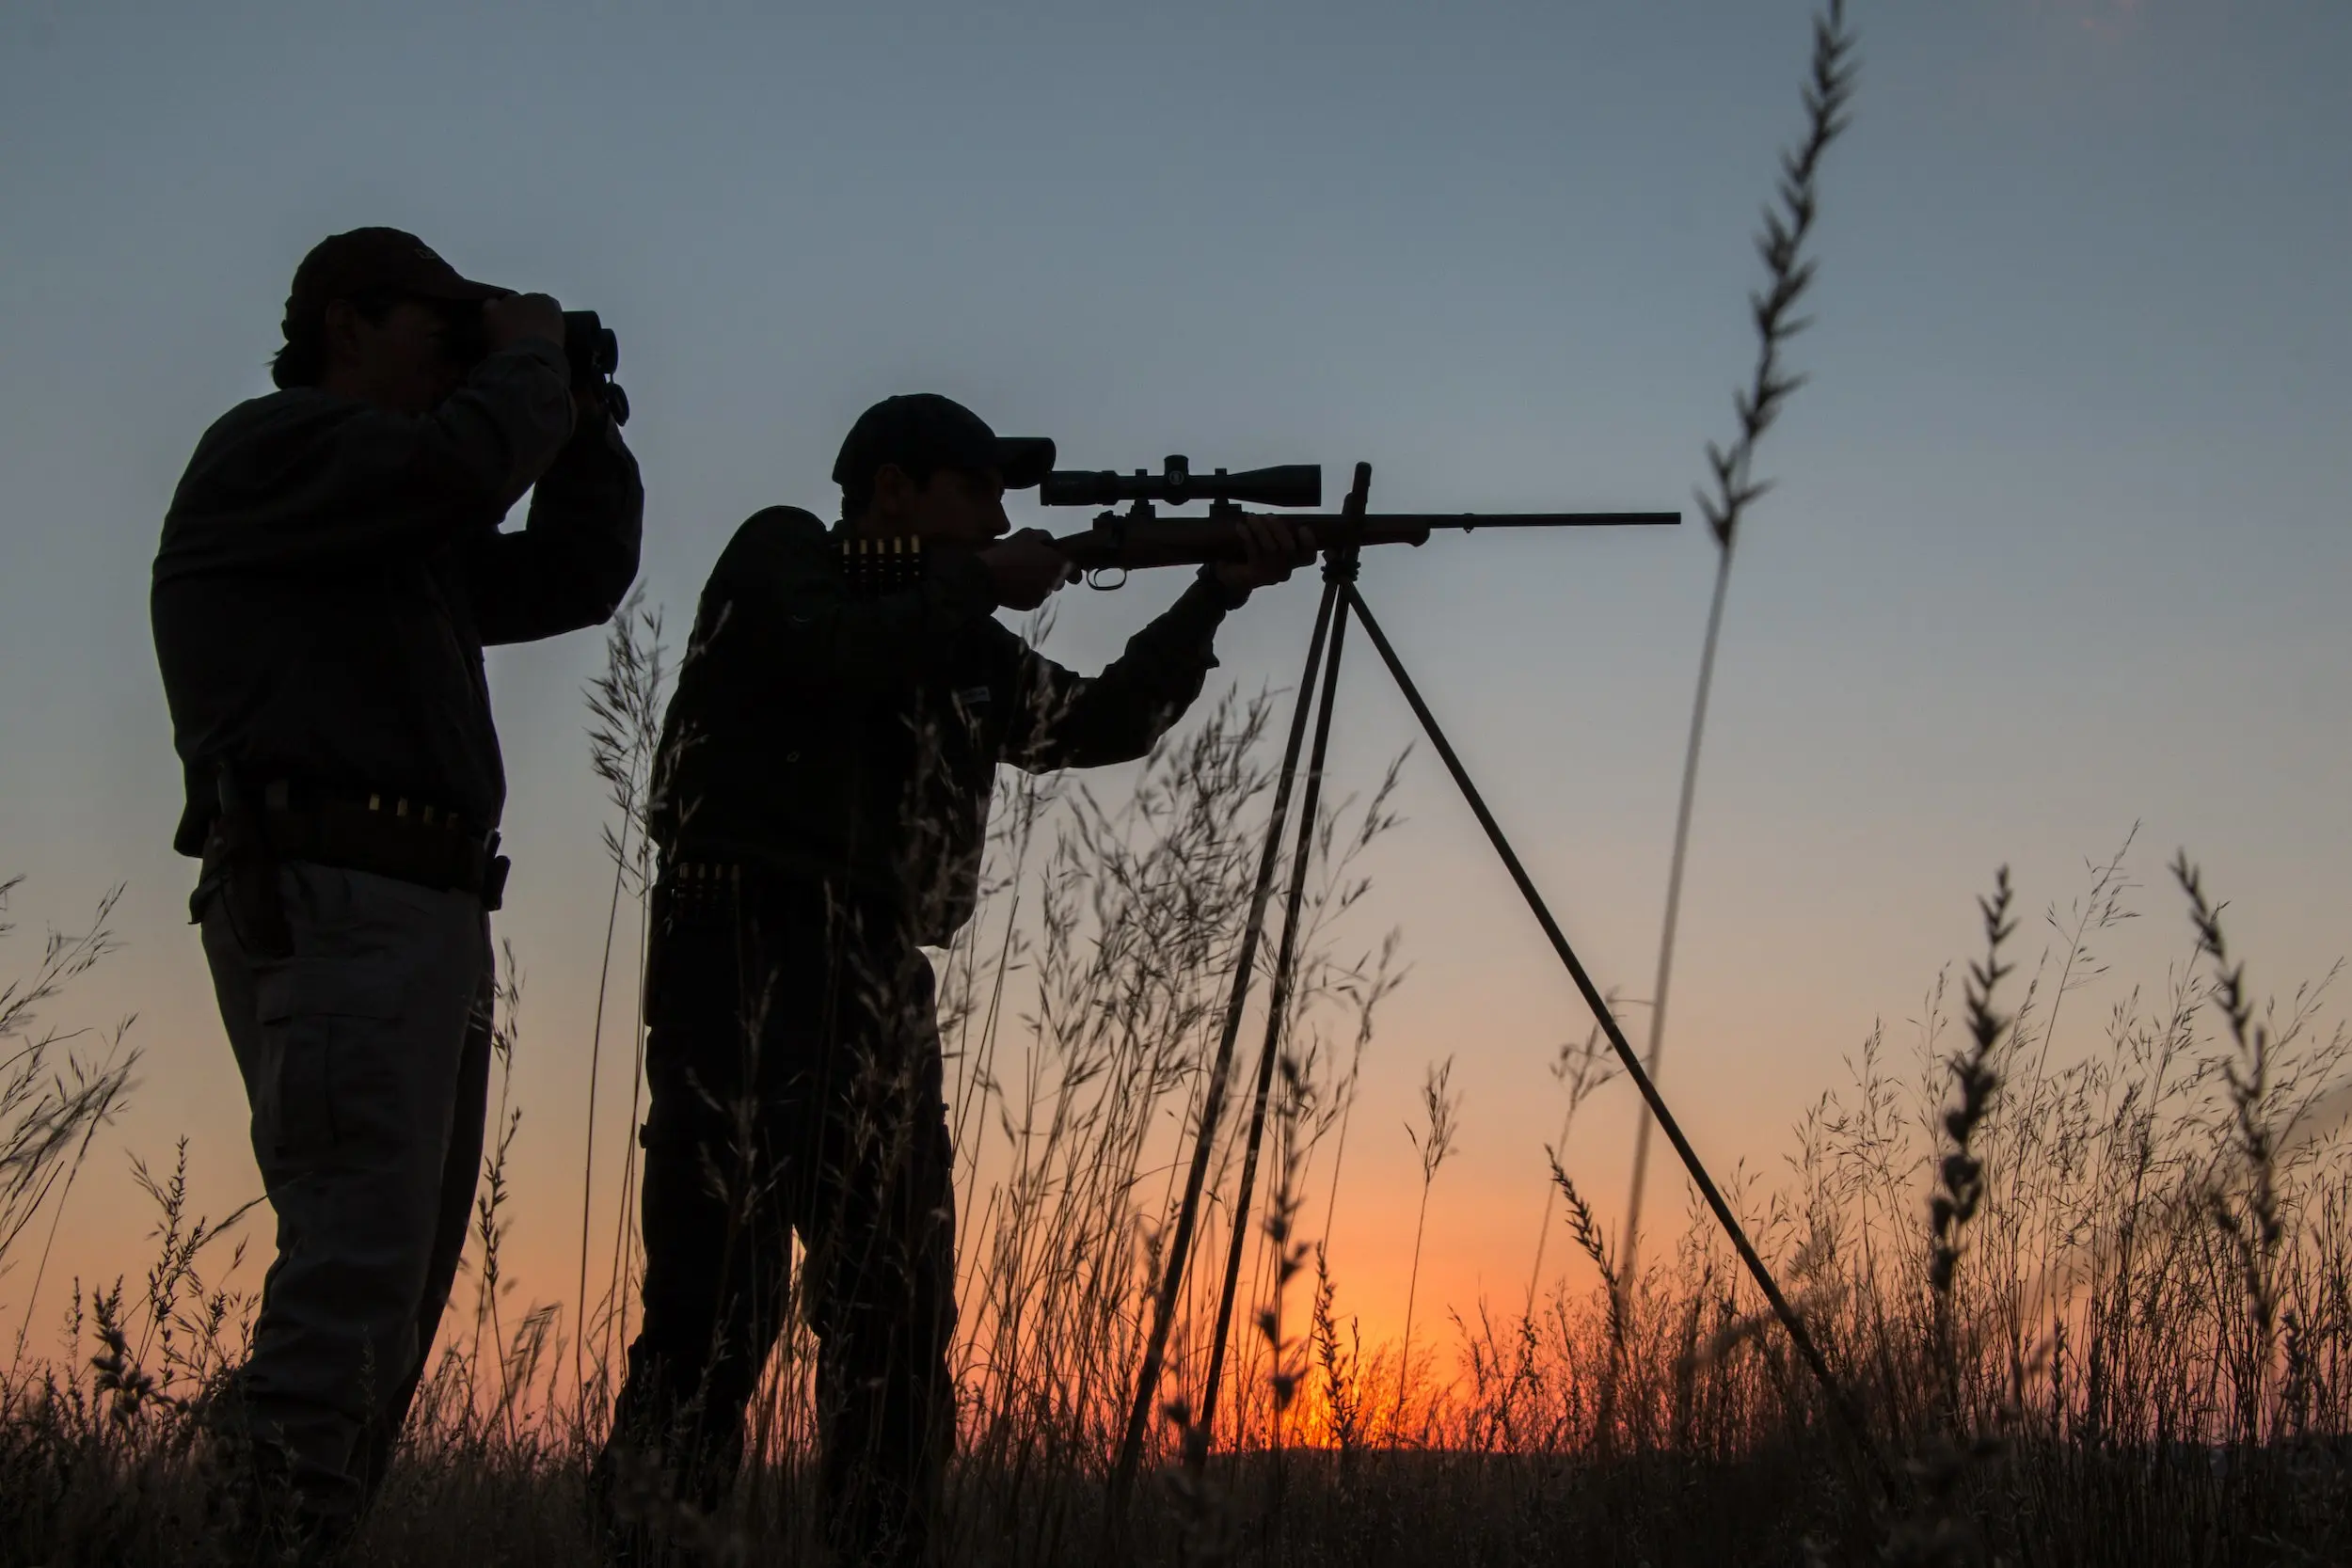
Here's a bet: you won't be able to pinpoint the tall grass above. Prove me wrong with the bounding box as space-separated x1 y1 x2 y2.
577 590 671 1415
0 879 138 1369
1622 0 1857 1275
7 703 2346 1564
1390 1056 1458 1444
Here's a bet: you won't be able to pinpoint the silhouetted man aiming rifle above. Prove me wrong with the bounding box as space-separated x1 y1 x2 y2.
595 393 1309 1566
151 227 644 1560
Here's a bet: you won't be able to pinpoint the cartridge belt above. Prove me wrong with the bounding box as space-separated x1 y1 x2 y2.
655 859 885 930
662 860 746 911
240 784 510 911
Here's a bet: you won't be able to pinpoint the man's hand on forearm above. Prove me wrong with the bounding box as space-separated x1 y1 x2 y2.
1212 515 1317 599
484 293 565 353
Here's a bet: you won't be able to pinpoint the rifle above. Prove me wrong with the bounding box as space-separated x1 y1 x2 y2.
1040 456 1676 582
830 455 1677 594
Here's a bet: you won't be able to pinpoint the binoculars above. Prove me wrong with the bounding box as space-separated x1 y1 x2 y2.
561 309 629 425
450 305 628 424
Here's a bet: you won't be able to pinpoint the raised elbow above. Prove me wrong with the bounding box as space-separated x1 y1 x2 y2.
592 555 643 624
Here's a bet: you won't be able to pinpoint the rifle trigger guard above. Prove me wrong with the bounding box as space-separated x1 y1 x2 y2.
1085 567 1129 592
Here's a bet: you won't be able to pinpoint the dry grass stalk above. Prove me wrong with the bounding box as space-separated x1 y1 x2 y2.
1623 0 1859 1274
1 879 140 1366
576 592 671 1416
1388 1055 1458 1445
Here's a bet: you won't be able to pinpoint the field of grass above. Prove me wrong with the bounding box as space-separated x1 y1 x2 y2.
7 3 2351 1562
8 672 2350 1565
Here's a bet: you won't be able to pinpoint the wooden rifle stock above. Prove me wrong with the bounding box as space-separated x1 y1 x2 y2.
1050 510 1678 572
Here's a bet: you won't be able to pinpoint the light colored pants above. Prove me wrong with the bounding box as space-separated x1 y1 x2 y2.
201 860 492 1531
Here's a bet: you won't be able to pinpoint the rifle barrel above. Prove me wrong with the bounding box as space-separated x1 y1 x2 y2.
1311 512 1679 530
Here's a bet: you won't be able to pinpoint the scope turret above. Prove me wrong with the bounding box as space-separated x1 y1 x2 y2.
1039 455 1321 510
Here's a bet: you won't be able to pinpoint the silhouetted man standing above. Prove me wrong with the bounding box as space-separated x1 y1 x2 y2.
151 227 644 1557
595 394 1306 1565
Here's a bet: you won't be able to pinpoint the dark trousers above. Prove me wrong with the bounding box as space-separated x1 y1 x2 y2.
599 875 957 1567
199 862 492 1547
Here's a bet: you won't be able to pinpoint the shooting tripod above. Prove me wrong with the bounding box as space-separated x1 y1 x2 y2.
1107 462 1875 1505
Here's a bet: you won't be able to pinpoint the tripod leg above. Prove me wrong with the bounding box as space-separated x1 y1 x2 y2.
1197 478 1371 1451
1338 581 1884 1480
1109 565 1343 1509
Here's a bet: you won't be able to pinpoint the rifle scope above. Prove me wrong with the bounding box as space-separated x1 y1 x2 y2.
1039 455 1321 510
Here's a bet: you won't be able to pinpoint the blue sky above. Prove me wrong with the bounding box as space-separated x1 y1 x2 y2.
2 0 2347 1328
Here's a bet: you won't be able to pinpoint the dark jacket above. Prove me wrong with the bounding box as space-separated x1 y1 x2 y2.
151 339 644 854
648 506 1233 942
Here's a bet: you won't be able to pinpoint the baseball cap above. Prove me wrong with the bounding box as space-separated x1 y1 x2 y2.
831 394 1057 495
281 227 508 341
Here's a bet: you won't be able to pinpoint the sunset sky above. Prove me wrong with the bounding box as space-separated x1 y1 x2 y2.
3 0 2348 1368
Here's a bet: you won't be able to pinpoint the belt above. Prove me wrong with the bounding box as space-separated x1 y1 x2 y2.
249 785 510 910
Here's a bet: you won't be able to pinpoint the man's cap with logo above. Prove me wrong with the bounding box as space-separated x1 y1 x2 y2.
282 228 508 342
832 394 1056 496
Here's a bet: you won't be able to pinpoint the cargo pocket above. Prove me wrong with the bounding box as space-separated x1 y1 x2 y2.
253 958 405 1162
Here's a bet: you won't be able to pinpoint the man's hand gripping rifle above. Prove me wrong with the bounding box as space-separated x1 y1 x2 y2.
1040 454 1678 584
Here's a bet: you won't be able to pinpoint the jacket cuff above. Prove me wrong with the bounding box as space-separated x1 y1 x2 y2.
1166 570 1236 665
1190 562 1252 613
